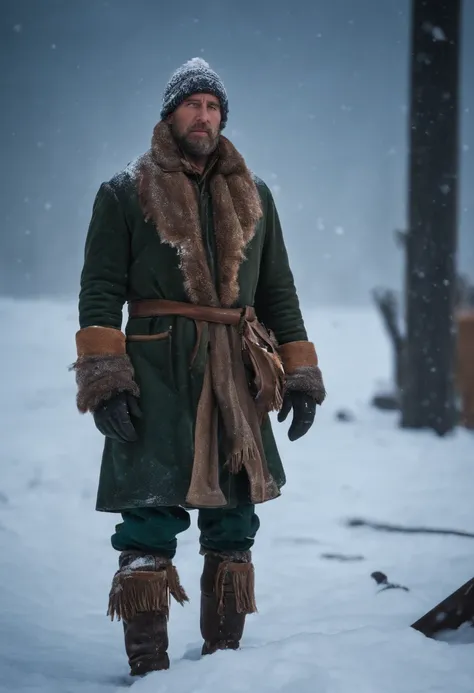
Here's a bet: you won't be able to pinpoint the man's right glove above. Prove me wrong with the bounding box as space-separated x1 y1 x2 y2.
93 391 142 443
71 325 142 442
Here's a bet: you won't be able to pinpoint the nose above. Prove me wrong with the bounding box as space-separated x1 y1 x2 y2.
196 102 211 122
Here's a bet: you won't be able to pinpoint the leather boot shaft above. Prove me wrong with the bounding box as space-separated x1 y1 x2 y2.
123 611 169 675
200 550 257 655
108 550 188 676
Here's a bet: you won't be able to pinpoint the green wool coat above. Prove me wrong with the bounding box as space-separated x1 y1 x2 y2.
77 123 308 513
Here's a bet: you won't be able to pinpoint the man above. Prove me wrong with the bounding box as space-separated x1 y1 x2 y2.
72 57 325 676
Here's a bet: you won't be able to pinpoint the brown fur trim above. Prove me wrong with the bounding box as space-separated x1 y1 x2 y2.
136 121 263 308
215 561 257 616
75 326 126 357
107 564 189 622
284 365 326 405
118 551 171 571
278 340 318 372
211 137 264 308
200 548 252 563
71 354 140 413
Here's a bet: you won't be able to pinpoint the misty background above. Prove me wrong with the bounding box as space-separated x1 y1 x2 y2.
1 0 473 306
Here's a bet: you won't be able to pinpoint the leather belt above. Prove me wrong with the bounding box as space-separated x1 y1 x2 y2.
127 298 256 327
127 299 258 366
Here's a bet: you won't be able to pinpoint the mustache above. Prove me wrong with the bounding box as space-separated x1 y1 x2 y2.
188 125 212 135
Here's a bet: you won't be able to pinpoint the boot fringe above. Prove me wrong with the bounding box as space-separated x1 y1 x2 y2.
166 564 189 606
107 566 189 622
216 561 257 616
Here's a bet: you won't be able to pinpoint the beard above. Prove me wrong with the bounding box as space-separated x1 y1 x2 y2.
170 121 219 158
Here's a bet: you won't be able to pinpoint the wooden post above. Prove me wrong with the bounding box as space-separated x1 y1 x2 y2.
401 0 462 435
411 577 474 637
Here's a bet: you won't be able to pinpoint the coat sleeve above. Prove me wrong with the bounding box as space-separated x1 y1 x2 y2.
78 182 130 329
254 182 326 404
72 182 139 413
254 182 307 345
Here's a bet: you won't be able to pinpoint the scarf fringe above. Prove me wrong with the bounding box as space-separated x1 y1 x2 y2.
226 443 258 475
107 565 189 622
215 561 257 616
271 363 285 412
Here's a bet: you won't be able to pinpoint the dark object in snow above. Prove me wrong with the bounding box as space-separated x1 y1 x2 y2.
371 571 409 592
277 536 320 546
411 577 474 637
371 392 399 411
321 552 365 562
346 517 474 540
371 571 388 585
335 409 355 422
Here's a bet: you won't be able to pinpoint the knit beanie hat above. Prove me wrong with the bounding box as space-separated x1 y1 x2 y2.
160 57 229 129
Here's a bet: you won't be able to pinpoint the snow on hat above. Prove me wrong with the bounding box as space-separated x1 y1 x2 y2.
160 57 229 129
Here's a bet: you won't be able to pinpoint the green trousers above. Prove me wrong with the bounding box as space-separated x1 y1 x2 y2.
111 505 260 559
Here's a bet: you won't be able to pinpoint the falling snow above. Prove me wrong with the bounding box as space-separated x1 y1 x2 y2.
432 26 447 42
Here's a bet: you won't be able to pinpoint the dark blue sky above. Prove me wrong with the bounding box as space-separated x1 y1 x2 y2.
1 0 473 304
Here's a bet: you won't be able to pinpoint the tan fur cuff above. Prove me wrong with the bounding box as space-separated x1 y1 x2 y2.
278 340 318 373
75 326 126 358
72 327 136 413
71 354 140 413
284 365 326 405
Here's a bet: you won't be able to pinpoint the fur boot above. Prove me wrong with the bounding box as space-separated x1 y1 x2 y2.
107 550 188 676
200 549 257 655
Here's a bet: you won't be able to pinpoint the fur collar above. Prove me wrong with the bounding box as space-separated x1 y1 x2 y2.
136 121 263 308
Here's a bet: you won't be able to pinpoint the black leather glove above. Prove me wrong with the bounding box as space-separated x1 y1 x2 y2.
277 391 316 441
93 391 142 443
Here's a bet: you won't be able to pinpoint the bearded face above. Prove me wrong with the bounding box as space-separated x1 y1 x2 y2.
167 93 222 158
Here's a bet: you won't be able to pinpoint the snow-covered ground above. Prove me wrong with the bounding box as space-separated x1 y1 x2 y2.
1 297 474 693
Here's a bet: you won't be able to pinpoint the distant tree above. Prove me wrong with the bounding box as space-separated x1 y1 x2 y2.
400 0 462 436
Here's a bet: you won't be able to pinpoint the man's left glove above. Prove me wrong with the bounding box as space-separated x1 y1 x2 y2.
276 341 326 441
277 390 317 441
